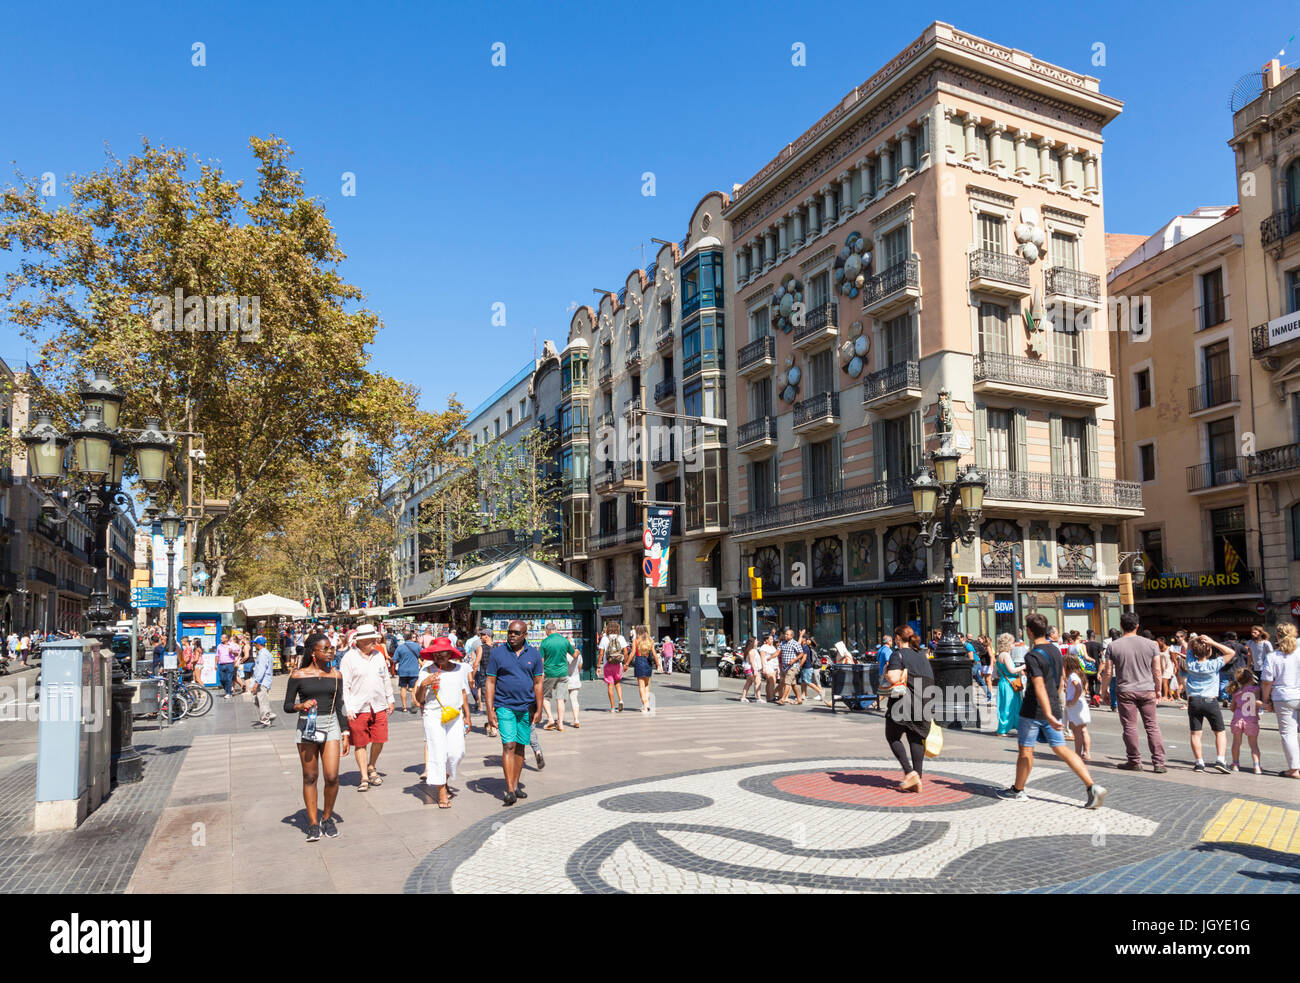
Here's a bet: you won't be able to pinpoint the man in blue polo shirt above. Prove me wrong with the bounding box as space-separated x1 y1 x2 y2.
486 619 544 806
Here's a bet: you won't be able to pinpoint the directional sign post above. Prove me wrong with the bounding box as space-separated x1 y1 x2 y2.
131 587 168 609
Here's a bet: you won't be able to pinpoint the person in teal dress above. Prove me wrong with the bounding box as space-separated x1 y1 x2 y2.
994 632 1023 735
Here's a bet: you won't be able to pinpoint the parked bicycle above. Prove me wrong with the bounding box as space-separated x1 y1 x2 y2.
160 668 214 720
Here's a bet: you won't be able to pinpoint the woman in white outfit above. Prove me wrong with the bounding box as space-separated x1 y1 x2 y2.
566 643 583 728
415 637 471 808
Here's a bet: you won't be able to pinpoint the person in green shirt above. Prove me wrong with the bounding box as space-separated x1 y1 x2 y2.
540 623 575 732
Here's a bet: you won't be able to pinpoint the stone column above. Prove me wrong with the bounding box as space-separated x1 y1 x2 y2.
735 249 747 283
839 171 853 221
963 114 978 162
822 185 836 227
777 219 789 260
877 145 893 192
1084 153 1099 194
1062 144 1080 191
943 105 957 155
790 208 804 248
989 123 1007 171
897 129 915 180
807 197 820 239
1038 139 1054 185
859 158 875 206
763 229 777 267
749 239 761 274
1014 130 1030 178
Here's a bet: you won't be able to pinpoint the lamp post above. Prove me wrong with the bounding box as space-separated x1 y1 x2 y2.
910 447 988 729
1117 551 1146 616
160 508 182 656
21 370 174 784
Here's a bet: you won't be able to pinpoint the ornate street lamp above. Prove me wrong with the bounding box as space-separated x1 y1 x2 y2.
910 449 988 728
160 508 182 663
19 371 175 785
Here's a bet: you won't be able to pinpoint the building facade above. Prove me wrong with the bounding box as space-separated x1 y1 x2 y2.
724 22 1140 651
1109 207 1263 634
1232 58 1300 622
559 193 739 639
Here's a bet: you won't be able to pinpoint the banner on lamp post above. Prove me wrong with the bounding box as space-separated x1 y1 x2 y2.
643 507 673 588
151 523 185 591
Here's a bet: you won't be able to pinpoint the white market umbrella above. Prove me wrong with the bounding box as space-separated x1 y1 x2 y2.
236 593 311 619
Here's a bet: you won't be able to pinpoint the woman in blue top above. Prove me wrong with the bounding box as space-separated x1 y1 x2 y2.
994 632 1023 735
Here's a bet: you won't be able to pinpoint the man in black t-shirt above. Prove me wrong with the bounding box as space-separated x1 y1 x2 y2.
999 612 1107 810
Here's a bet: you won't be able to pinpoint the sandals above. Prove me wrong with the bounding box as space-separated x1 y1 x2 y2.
367 770 383 786
357 780 370 792
543 722 559 731
571 722 580 729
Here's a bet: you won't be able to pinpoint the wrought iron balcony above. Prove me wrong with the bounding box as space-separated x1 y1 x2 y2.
28 565 57 586
861 259 920 313
982 469 1143 510
654 377 676 403
969 249 1030 295
972 352 1107 401
625 347 642 370
1188 375 1238 414
1261 205 1300 246
594 464 617 489
1045 266 1101 303
655 325 674 350
1186 458 1246 492
792 391 840 434
733 476 912 535
1135 568 1261 599
624 395 642 416
598 411 615 431
645 262 657 285
1248 441 1300 479
861 361 921 409
793 301 838 349
737 416 777 453
738 335 777 377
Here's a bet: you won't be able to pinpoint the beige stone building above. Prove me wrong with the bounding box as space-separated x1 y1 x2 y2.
723 22 1141 649
1108 207 1263 634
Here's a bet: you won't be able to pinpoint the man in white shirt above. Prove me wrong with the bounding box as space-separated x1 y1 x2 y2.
340 624 395 791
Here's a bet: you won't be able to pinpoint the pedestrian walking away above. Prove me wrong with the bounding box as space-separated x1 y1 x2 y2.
999 612 1107 810
540 622 574 730
1108 612 1166 772
598 621 629 712
249 635 277 727
340 623 394 791
284 633 349 841
631 631 656 714
393 631 423 714
485 620 544 805
882 626 934 792
416 637 472 808
565 642 583 728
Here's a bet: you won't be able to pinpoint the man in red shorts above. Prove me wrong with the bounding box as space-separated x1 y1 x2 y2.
340 623 395 791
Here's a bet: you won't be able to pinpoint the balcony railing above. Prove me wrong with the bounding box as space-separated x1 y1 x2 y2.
1188 375 1238 413
973 352 1107 398
1135 568 1261 598
1045 266 1101 302
793 301 838 344
599 364 612 387
28 566 57 586
862 361 920 404
59 577 90 597
625 347 642 369
862 259 919 306
1248 442 1300 478
1186 458 1246 492
645 262 657 285
1261 205 1300 246
594 464 617 489
624 396 642 416
738 335 776 374
734 476 912 535
793 391 840 429
982 469 1143 509
969 249 1030 287
655 325 674 349
598 411 615 431
654 377 676 403
737 416 777 450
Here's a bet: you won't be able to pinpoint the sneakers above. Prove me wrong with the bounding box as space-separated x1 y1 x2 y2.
320 817 339 838
1084 785 1108 810
535 752 545 770
1231 763 1240 773
739 697 751 704
1116 762 1142 771
1193 761 1206 772
1152 765 1168 774
1254 765 1263 775
1213 760 1231 775
306 824 322 842
998 786 1028 801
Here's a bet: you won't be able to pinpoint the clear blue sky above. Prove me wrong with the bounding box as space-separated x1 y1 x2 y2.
1 0 1294 411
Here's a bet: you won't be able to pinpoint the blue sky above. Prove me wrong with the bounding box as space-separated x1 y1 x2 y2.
1 0 1294 411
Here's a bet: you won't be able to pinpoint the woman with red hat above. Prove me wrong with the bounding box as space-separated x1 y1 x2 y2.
415 637 472 808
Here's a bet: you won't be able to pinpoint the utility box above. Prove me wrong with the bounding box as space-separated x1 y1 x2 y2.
34 638 111 832
688 587 724 692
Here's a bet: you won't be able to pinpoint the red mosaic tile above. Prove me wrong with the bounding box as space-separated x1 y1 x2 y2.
772 769 972 806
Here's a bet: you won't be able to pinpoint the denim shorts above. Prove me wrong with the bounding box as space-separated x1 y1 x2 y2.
1017 716 1066 748
799 666 817 684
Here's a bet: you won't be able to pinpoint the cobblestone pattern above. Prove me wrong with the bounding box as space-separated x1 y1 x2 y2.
0 725 195 893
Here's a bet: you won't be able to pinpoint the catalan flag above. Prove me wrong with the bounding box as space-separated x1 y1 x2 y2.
1223 538 1240 576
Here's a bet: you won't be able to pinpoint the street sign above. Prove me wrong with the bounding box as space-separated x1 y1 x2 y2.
131 587 168 609
1291 600 1300 617
1257 601 1268 615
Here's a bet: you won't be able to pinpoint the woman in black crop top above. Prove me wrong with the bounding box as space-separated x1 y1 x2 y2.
283 633 349 841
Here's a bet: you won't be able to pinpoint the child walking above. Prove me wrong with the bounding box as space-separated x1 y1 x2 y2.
1063 652 1092 762
1229 667 1262 775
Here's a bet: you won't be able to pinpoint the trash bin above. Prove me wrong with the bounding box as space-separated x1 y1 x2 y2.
829 663 873 712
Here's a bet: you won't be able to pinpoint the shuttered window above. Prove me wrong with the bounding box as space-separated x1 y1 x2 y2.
987 409 1011 470
883 312 915 366
979 214 1005 253
979 302 1010 355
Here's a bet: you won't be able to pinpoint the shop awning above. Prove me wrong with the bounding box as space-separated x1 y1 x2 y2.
694 538 721 562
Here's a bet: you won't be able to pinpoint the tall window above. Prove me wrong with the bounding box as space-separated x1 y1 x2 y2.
1288 270 1300 315
1211 506 1247 576
681 313 725 376
883 225 909 270
681 251 723 318
882 311 915 366
1200 268 1226 328
809 349 834 395
506 409 513 429
987 409 1011 470
979 301 1010 355
684 449 727 529
879 416 915 482
805 438 841 498
749 457 777 511
1139 443 1156 482
979 214 1005 253
1061 418 1085 477
810 271 830 309
1051 318 1082 366
1051 231 1079 270
1203 340 1231 405
629 319 640 351
1141 528 1164 576
1135 368 1152 409
660 300 672 336
1206 418 1237 477
1286 159 1300 215
749 305 769 341
749 378 773 418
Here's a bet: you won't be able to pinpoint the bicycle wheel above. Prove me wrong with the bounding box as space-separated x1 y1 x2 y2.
185 684 214 717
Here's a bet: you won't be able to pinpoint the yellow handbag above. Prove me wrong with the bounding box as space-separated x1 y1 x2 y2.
434 693 460 725
924 720 944 758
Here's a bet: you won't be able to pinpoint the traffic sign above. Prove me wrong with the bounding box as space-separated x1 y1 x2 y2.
1256 601 1267 615
131 587 168 609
